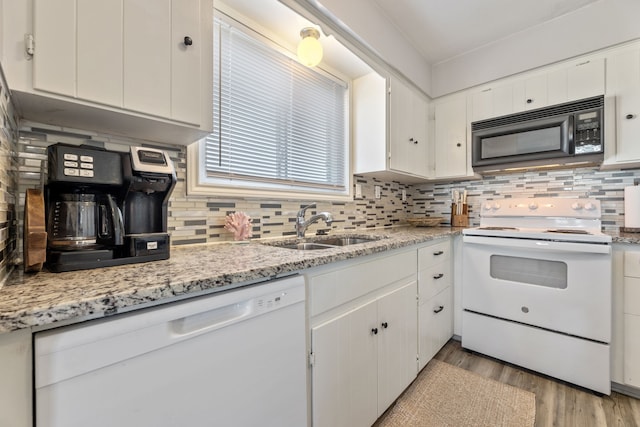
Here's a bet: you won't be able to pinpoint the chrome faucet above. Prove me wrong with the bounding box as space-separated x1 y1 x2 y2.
295 203 333 238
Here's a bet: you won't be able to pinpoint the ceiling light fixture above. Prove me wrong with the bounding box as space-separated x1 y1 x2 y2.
297 27 323 67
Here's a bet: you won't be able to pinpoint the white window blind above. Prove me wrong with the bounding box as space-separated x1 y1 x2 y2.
205 17 348 194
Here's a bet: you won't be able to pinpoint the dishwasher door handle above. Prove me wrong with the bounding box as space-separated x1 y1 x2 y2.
170 301 253 337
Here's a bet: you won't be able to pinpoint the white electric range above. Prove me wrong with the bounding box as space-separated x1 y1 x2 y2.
462 197 612 394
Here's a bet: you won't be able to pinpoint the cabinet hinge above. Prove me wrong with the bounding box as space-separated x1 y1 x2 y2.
25 34 35 56
309 352 315 367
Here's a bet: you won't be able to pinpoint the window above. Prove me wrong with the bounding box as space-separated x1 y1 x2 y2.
189 13 350 199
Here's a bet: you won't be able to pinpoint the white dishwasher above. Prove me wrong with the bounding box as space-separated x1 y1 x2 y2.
34 275 308 427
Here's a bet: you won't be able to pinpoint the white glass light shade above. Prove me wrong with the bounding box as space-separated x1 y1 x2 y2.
297 27 323 67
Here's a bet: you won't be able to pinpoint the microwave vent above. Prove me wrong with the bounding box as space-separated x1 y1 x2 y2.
472 95 604 131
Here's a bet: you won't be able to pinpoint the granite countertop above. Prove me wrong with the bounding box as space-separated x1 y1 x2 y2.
0 227 460 334
609 230 640 245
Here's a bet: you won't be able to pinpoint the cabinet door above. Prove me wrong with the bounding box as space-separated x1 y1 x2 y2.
624 314 640 387
607 48 640 163
33 0 76 97
434 95 467 178
470 83 513 122
171 0 201 124
123 0 172 118
568 58 605 100
377 281 418 416
521 74 548 111
409 93 430 177
77 0 123 107
548 58 605 105
311 300 378 427
419 286 453 370
389 77 428 177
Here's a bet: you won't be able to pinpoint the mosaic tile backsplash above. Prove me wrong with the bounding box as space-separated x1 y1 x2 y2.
413 168 640 233
0 66 19 283
14 122 413 255
10 115 640 265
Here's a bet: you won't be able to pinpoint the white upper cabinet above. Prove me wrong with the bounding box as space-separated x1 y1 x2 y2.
604 46 640 166
76 0 123 107
548 57 605 105
513 73 548 112
433 93 471 179
3 0 213 145
470 82 514 122
389 76 430 178
123 0 173 119
32 0 76 97
353 72 430 182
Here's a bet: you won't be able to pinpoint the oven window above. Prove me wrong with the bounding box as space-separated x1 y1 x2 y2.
490 255 567 289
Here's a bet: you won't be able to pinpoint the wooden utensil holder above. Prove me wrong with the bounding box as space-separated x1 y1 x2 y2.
451 203 469 227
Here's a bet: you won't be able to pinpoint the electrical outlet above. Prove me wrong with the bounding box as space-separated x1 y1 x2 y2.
375 185 381 199
355 184 362 199
401 189 407 202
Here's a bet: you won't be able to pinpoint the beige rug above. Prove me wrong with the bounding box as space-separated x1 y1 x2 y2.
377 359 536 427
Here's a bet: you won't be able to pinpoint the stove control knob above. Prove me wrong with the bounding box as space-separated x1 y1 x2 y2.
492 202 501 210
483 203 493 211
571 202 583 210
528 202 538 210
584 202 596 210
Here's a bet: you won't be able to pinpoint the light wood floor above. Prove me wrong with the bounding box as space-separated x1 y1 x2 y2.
426 339 640 427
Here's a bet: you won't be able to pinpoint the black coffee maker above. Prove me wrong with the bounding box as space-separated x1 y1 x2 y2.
45 143 176 272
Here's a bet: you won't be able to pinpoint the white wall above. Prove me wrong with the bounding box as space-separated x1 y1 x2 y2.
431 0 640 97
308 0 432 94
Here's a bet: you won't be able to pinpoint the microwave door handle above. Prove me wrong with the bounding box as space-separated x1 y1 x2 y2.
566 114 575 154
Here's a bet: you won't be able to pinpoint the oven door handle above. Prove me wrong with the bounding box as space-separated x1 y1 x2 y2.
463 235 611 254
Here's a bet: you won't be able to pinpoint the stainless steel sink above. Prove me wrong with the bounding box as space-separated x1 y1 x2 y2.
313 237 378 246
265 235 380 250
277 242 336 250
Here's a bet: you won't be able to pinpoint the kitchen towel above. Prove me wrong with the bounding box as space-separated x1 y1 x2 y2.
625 186 640 228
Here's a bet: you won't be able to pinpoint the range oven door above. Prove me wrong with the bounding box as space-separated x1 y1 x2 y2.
462 235 611 343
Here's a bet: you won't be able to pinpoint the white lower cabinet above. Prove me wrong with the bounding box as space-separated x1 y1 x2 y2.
418 287 453 370
0 329 32 427
417 238 453 370
613 248 640 391
308 248 419 427
311 282 417 427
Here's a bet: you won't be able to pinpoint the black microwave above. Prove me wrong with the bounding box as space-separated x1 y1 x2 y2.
471 95 604 172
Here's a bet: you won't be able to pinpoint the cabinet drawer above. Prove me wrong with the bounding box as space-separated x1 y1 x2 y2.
624 277 640 315
418 286 453 370
309 250 417 317
418 240 451 269
418 264 451 301
624 313 640 387
624 251 640 277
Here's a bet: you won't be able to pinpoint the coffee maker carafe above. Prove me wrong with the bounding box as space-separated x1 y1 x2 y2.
45 143 175 272
48 193 123 249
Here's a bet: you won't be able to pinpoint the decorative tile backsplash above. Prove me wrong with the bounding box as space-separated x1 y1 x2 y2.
14 123 413 252
413 168 640 232
7 103 640 267
0 66 19 283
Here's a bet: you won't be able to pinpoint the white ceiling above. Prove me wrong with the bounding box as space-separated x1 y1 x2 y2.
371 0 601 64
218 0 639 96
